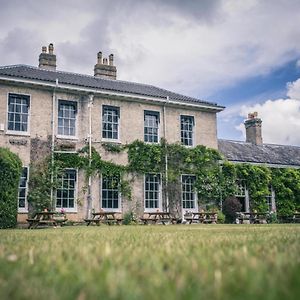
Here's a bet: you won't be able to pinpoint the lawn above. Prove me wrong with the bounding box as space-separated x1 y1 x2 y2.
0 225 299 300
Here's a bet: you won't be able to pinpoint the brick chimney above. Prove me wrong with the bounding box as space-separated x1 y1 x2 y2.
94 51 117 80
38 43 57 71
244 112 263 145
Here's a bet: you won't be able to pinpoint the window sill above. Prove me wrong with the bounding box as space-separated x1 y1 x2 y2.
18 209 28 214
6 131 30 137
101 138 122 144
56 208 77 213
56 135 78 141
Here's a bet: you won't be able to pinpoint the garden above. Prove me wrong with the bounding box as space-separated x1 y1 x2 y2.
0 225 299 300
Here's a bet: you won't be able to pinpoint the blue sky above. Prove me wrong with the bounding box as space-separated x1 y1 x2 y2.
0 0 300 145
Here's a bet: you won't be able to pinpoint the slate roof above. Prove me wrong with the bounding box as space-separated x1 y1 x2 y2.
0 64 223 109
218 139 300 167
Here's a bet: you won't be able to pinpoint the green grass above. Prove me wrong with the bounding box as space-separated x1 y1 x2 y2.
0 225 299 300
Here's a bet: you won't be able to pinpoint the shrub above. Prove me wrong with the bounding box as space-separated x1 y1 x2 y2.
222 196 242 223
0 148 22 228
123 211 137 225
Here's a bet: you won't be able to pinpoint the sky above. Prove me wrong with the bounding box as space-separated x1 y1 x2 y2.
1 0 300 145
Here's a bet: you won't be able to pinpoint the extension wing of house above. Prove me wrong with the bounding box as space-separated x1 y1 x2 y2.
0 44 224 222
218 113 300 213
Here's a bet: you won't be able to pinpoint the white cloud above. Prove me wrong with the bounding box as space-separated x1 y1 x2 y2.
236 78 300 146
1 0 300 98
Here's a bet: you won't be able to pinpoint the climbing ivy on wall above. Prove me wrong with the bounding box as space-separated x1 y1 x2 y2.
27 139 300 215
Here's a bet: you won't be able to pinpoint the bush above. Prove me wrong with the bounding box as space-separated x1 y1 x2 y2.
208 206 225 224
223 196 242 223
0 148 22 228
123 211 137 225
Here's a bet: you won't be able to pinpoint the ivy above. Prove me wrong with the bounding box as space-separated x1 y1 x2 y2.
0 148 22 228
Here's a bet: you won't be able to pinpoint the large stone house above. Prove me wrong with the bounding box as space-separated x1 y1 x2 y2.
0 44 224 222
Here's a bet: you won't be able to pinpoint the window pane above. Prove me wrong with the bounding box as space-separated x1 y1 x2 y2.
181 116 194 146
144 174 160 209
56 169 76 209
8 94 29 132
182 175 196 210
58 101 77 136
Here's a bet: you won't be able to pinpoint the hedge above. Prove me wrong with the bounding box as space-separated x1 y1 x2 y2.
0 147 22 228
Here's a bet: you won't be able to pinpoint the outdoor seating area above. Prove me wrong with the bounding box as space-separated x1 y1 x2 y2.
27 211 68 229
184 212 218 224
84 211 123 226
236 212 269 224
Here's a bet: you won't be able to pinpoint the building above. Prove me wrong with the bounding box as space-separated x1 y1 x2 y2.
0 44 224 222
218 112 300 212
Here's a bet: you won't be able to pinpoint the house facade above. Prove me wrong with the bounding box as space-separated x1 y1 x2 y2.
218 112 300 212
0 44 224 222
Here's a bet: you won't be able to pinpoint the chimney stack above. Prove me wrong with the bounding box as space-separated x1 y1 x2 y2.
38 43 56 71
244 112 263 145
94 51 117 80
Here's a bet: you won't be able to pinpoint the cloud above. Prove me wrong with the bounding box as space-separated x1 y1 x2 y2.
1 0 300 99
236 78 300 146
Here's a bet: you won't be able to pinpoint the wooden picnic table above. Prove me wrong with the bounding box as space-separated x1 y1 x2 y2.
84 211 123 226
141 212 177 225
185 212 218 224
236 212 269 224
27 211 67 229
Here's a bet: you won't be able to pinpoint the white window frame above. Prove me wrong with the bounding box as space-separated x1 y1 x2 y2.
266 186 276 212
144 110 160 144
235 179 250 212
181 174 198 213
101 105 120 142
56 99 78 140
18 166 29 213
6 92 31 136
144 173 162 212
100 174 121 212
55 168 78 213
180 114 195 147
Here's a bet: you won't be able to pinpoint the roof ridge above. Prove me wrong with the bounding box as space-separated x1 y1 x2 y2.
219 139 300 148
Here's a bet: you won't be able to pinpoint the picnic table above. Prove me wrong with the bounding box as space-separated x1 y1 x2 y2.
140 212 177 225
236 212 269 224
84 211 123 226
185 212 218 224
278 213 300 223
27 211 67 229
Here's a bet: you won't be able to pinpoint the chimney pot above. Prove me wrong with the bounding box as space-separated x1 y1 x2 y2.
109 54 114 66
42 46 47 53
48 43 54 54
103 58 108 65
97 52 102 64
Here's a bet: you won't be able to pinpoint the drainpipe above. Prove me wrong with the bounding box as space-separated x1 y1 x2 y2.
87 93 94 218
163 96 169 212
50 78 58 209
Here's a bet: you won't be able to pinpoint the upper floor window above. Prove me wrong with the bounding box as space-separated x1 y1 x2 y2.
144 111 159 143
7 93 30 132
102 106 119 140
58 100 77 137
18 167 28 211
56 169 77 210
144 173 161 211
181 115 194 146
182 175 197 210
101 174 120 210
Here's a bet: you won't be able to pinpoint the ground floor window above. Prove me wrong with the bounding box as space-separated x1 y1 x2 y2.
18 167 28 211
56 169 76 210
236 180 247 212
101 175 120 210
182 175 196 210
145 174 161 210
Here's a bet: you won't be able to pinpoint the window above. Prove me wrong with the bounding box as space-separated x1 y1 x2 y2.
102 106 119 140
266 186 273 212
145 174 161 210
101 175 120 210
7 93 30 132
181 115 194 146
144 111 159 143
236 180 246 212
18 167 28 211
182 175 196 209
58 100 77 136
56 169 76 210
